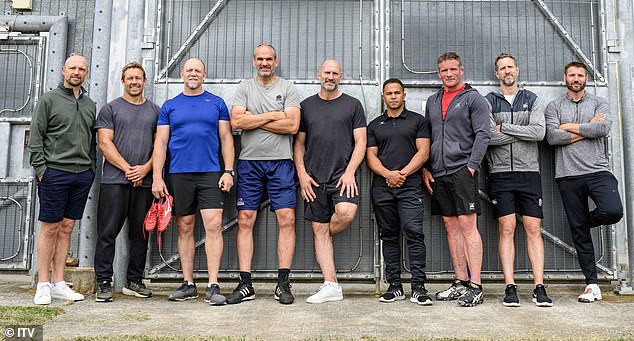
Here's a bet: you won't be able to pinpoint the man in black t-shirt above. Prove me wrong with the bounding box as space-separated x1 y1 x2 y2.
294 59 367 304
94 63 159 302
367 78 432 305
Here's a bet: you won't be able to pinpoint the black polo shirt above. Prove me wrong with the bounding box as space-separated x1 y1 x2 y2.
367 108 430 187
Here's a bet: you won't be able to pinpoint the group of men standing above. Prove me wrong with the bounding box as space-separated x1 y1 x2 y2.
28 46 622 308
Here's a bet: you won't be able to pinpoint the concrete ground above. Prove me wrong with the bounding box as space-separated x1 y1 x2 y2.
1 273 634 340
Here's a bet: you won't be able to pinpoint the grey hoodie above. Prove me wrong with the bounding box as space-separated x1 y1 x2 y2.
545 92 611 179
485 88 545 173
425 84 491 177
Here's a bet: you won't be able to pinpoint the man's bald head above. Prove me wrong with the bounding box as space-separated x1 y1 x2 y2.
62 54 89 88
183 58 206 72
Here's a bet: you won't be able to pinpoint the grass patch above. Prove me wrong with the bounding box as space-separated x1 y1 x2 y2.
117 312 151 322
66 337 246 341
53 337 634 341
0 305 64 325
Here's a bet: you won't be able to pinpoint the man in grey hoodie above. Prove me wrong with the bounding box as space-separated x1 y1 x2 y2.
422 52 490 307
545 61 623 303
485 53 552 307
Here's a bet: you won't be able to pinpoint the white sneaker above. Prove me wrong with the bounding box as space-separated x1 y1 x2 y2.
578 284 602 303
306 282 343 304
34 283 51 305
51 281 84 301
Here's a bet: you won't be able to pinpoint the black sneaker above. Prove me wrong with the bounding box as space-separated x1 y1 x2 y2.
379 283 405 303
274 280 294 305
458 284 484 307
168 282 198 301
95 281 113 302
122 281 152 298
205 284 227 306
532 284 553 307
411 283 433 306
502 284 520 307
226 281 255 304
435 280 468 301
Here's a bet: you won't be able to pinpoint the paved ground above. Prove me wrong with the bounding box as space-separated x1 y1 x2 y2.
1 273 634 340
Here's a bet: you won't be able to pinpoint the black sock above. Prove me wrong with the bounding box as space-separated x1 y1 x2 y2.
239 271 252 285
278 268 290 283
459 279 470 287
470 282 482 290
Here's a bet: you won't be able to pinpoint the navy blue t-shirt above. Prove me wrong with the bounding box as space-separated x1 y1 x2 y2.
157 91 230 173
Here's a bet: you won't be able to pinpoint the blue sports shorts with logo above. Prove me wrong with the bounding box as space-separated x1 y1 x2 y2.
236 160 296 211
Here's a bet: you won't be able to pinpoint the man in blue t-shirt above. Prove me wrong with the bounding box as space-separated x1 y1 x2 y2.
152 58 235 305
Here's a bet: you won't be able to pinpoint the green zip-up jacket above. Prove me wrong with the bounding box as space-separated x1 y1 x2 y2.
29 85 97 177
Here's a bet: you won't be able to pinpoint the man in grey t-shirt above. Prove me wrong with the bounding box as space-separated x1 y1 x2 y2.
229 44 301 305
94 63 159 302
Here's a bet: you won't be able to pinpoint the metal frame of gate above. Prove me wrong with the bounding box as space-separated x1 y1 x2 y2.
0 1 628 289
142 0 623 284
0 33 46 270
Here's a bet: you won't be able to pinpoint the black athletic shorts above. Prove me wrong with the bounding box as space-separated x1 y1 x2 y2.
430 166 480 216
489 171 543 219
304 179 359 223
169 172 225 216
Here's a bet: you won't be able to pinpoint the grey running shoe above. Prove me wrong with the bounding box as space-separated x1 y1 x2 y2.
95 281 113 303
123 281 152 298
379 283 405 303
411 283 433 306
274 280 294 305
532 284 553 307
168 282 198 301
502 284 520 307
226 281 255 304
435 281 468 301
458 284 484 307
204 283 227 306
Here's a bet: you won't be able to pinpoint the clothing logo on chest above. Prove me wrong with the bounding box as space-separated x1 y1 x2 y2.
523 103 528 109
455 102 462 109
205 99 211 103
275 95 283 103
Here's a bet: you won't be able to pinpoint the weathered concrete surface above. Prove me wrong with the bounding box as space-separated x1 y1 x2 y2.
1 273 633 340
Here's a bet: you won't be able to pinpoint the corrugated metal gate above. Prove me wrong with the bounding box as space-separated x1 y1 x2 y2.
145 0 617 282
0 0 623 284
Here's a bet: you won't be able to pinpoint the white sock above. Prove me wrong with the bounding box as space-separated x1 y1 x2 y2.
208 282 218 288
37 282 51 290
187 281 194 286
53 281 66 287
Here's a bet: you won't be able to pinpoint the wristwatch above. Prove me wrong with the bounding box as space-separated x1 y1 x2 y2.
224 169 235 177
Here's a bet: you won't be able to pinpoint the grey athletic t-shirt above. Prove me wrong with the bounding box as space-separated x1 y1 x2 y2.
95 97 160 187
299 93 366 183
233 77 301 160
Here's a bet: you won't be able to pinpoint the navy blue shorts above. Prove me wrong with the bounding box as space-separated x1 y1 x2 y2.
37 167 94 222
236 160 296 211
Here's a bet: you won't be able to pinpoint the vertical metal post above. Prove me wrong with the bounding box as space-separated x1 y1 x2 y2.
614 0 634 292
79 0 113 268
